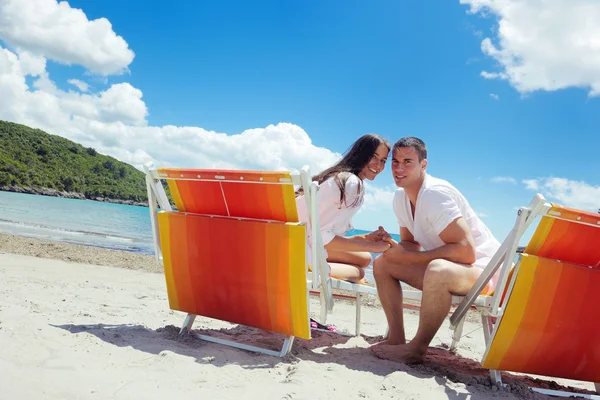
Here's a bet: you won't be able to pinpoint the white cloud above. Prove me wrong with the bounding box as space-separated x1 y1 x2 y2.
361 184 396 210
481 71 507 80
96 83 147 126
17 51 46 76
523 177 600 211
33 71 58 94
491 176 516 184
489 93 499 100
352 183 398 231
0 2 343 184
68 79 89 92
0 0 134 75
522 179 539 191
462 0 600 96
0 43 340 175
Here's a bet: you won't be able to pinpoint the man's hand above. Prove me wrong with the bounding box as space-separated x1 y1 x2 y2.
381 239 412 264
383 235 399 247
369 240 392 253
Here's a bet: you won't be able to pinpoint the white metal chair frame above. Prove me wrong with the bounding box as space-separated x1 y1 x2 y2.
445 194 600 398
296 172 379 337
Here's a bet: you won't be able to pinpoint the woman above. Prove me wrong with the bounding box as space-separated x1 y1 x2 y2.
296 134 391 283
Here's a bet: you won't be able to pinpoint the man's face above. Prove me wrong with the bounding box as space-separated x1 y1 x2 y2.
390 146 427 188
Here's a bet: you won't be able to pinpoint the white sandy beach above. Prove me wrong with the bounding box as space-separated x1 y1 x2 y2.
0 239 598 399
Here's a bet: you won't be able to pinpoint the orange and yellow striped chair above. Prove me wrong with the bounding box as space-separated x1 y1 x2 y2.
143 164 315 356
450 194 600 396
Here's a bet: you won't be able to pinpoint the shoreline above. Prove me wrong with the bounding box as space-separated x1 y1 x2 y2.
0 186 148 207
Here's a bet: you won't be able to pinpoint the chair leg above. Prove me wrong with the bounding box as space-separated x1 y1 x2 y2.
355 293 362 336
481 313 493 345
195 331 296 357
450 316 465 351
320 293 327 324
279 336 295 357
490 369 503 387
483 314 506 389
180 313 196 334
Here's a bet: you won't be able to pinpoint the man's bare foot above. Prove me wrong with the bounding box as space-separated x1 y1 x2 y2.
370 337 405 350
370 343 427 364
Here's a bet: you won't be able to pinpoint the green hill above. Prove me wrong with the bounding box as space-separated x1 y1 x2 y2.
0 120 148 206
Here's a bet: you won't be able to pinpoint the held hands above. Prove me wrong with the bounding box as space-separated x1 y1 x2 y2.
371 240 392 253
365 226 391 242
366 226 395 253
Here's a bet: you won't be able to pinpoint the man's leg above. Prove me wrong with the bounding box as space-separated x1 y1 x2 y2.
371 252 428 345
372 259 482 363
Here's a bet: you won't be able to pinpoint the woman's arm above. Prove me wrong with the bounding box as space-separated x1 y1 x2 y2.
318 174 390 253
324 234 391 253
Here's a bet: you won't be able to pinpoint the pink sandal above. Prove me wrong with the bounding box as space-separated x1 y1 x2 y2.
310 318 337 332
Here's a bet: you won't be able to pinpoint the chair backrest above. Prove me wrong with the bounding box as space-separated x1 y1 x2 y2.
524 203 600 265
482 203 600 382
146 166 311 340
157 168 300 222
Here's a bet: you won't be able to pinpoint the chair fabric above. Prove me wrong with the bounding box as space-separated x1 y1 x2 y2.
482 254 600 382
158 168 299 222
157 211 310 340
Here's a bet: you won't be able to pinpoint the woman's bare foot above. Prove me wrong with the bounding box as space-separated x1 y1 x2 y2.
370 342 427 364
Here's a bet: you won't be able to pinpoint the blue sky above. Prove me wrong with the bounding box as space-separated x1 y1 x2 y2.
0 0 599 244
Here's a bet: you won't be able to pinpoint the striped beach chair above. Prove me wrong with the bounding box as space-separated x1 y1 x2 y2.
449 194 600 396
143 164 326 356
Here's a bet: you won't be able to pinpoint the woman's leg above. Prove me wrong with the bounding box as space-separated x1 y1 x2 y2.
326 250 372 282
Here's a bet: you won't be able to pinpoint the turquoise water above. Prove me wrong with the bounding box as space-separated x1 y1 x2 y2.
0 191 400 257
0 191 154 254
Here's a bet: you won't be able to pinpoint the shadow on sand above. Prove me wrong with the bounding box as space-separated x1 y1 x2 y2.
52 322 595 400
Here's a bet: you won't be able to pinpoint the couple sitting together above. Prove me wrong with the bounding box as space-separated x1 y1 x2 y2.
295 135 501 364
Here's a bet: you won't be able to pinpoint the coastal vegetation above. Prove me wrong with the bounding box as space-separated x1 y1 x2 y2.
0 120 148 205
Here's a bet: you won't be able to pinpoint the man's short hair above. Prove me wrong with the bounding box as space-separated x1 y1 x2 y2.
393 137 427 161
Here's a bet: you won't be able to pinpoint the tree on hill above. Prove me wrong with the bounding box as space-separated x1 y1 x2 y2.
0 120 149 205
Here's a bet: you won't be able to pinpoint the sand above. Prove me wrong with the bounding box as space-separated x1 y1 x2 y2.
0 233 159 273
1 236 598 399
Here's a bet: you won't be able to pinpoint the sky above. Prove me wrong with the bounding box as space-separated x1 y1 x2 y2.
0 0 599 244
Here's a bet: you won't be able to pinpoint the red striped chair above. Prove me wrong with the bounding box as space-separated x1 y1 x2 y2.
449 194 600 396
143 164 325 356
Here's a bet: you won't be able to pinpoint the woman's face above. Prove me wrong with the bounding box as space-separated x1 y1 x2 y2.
358 143 389 181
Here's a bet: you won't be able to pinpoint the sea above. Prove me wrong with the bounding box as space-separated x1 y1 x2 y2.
0 190 401 258
0 191 155 254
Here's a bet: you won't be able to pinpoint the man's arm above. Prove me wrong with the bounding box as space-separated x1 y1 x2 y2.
383 217 476 266
398 227 421 252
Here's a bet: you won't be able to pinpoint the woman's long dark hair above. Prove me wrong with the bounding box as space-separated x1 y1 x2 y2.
298 133 391 207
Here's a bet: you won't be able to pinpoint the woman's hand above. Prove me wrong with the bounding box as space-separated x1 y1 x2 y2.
365 226 391 242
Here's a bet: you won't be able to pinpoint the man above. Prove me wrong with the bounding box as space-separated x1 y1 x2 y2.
371 137 501 363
